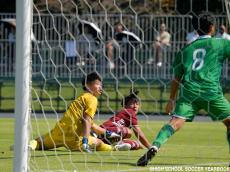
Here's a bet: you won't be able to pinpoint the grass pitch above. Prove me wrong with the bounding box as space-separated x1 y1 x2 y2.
0 118 229 172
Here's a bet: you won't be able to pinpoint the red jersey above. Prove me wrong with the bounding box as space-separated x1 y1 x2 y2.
101 108 138 128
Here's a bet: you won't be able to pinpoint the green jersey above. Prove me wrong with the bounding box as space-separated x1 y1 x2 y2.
173 36 230 101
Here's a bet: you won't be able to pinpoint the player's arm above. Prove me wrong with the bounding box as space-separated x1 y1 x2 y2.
132 125 151 149
83 96 97 138
169 77 181 100
82 113 92 138
82 96 98 153
166 50 183 114
82 113 93 153
91 123 106 135
166 77 181 114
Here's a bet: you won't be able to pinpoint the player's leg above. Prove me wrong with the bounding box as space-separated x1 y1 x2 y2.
136 117 185 166
152 116 185 149
95 140 113 151
106 40 117 69
29 124 71 150
30 130 62 150
119 127 132 138
87 136 131 151
154 42 162 66
207 97 230 167
222 118 230 167
154 100 197 149
122 139 141 150
207 97 230 150
137 100 196 166
222 118 230 152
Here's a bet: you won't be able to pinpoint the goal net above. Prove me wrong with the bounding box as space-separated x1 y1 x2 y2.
226 0 230 24
11 0 230 171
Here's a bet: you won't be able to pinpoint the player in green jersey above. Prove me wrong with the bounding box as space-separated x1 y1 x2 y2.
137 12 230 166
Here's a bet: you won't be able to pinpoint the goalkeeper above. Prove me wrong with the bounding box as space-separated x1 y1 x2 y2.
29 72 129 152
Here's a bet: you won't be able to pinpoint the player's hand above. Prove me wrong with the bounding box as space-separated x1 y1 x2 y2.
105 130 121 139
165 99 175 115
82 137 92 153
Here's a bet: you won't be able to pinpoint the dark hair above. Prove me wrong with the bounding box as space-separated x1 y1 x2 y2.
121 88 140 107
114 22 125 31
82 72 102 91
192 12 215 35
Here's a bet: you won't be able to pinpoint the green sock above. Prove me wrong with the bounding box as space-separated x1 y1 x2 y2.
152 124 175 149
227 131 230 153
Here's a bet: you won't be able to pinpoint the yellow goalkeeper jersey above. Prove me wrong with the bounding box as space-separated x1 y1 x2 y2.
57 92 98 137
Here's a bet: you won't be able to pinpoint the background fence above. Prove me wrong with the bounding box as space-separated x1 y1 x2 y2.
0 13 230 113
0 13 229 80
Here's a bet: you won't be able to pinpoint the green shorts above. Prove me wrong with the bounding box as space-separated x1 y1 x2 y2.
172 96 230 122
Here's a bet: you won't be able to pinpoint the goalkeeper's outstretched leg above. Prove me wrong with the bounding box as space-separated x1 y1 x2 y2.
29 133 130 152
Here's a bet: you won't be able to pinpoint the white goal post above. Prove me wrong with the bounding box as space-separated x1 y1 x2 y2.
14 0 32 171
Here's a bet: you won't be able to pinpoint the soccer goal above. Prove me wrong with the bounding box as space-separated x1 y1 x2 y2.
13 0 230 172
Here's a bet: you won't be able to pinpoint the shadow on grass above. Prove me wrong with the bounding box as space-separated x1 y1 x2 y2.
71 160 136 166
24 149 230 164
30 151 229 160
0 156 14 160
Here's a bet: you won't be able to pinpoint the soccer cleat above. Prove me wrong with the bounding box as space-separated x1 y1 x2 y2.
28 140 38 151
114 143 131 151
136 146 158 166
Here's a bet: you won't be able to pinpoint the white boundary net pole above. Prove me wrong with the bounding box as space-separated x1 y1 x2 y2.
14 0 32 171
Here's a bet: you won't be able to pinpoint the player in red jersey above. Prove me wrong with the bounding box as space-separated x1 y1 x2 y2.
100 89 151 150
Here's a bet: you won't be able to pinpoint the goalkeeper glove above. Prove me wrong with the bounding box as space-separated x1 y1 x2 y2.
82 137 92 153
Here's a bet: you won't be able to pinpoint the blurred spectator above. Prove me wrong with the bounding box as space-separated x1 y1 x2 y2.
106 22 125 69
8 27 15 43
186 30 199 44
152 23 171 67
65 40 77 58
71 20 103 66
215 24 230 40
76 27 98 65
